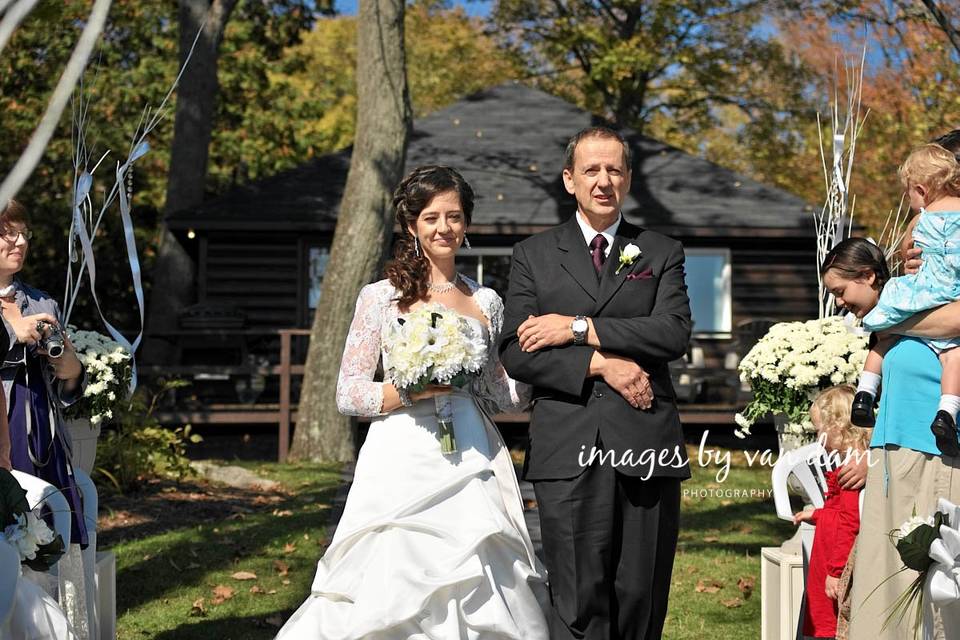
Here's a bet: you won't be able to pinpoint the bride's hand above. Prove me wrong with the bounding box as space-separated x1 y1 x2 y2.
411 384 454 402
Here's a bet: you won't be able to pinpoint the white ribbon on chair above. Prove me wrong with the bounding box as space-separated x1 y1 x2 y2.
922 498 960 639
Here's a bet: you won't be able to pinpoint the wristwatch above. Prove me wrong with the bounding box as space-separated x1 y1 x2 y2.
571 315 589 345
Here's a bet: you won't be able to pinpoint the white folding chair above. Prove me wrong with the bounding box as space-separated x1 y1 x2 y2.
72 468 100 640
771 442 833 640
9 471 72 551
0 537 19 636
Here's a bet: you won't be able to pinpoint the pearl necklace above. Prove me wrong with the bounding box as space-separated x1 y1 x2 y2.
427 273 460 293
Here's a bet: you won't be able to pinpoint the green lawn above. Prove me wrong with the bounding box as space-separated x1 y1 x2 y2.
666 447 794 639
102 448 793 639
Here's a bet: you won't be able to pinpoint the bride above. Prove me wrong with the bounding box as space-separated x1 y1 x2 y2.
276 166 549 639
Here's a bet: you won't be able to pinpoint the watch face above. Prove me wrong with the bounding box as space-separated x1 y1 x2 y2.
572 319 588 333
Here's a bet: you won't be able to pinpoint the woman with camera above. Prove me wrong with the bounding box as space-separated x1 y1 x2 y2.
0 200 88 546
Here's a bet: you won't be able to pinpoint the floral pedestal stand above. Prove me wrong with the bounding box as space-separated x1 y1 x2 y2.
64 418 99 476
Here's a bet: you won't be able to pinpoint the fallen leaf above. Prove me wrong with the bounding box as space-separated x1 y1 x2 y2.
722 597 743 608
274 560 290 577
211 585 235 605
283 543 297 554
703 536 720 543
738 576 756 600
250 585 266 595
685 565 697 574
282 579 291 586
190 598 206 617
267 589 277 595
231 571 258 581
273 509 294 517
720 500 733 507
695 579 723 594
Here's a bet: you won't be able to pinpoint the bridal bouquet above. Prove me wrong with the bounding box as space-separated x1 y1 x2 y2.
734 316 868 441
64 326 133 427
383 304 487 453
0 469 65 571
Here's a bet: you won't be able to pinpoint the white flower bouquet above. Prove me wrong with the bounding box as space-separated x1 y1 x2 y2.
734 316 868 440
0 468 65 571
382 304 487 453
64 326 132 427
873 506 951 637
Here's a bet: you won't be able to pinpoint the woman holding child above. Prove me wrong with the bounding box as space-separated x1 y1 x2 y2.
820 131 960 640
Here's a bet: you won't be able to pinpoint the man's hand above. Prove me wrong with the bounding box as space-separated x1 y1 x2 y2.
903 246 922 275
837 451 869 490
518 314 575 352
825 575 840 600
595 352 653 409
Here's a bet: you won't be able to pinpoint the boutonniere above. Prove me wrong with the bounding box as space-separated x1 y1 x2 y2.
615 243 642 275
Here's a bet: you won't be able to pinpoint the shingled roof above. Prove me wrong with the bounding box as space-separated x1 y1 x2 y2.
167 82 814 233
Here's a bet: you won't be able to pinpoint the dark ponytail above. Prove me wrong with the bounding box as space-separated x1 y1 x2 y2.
385 166 474 307
820 237 891 289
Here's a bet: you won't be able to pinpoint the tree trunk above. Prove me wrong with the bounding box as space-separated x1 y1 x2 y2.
289 0 411 462
145 0 237 362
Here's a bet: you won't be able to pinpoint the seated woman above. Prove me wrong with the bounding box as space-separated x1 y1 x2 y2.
0 200 87 547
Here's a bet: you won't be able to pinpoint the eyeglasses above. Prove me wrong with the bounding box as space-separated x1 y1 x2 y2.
0 228 32 243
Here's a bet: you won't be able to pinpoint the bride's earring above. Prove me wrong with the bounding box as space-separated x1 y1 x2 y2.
414 236 421 257
463 234 471 249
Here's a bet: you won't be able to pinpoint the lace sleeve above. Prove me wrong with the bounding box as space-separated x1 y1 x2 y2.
473 289 532 415
336 283 388 417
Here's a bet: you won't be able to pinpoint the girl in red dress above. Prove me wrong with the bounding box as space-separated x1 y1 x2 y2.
794 384 870 639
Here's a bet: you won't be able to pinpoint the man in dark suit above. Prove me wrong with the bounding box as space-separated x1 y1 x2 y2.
499 126 692 640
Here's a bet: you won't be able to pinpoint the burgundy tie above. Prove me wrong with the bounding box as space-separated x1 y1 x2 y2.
590 234 608 275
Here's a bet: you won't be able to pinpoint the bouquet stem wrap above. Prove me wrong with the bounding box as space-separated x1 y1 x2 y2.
434 395 457 454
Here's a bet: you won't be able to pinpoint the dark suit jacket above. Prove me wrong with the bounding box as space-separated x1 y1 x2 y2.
499 216 693 481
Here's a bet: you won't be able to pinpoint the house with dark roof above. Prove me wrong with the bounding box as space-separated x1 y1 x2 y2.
161 82 819 429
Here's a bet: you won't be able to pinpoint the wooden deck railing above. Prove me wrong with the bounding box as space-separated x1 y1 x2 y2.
145 328 740 462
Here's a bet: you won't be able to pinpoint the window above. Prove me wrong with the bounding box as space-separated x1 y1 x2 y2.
455 247 513 297
308 246 331 309
685 248 732 336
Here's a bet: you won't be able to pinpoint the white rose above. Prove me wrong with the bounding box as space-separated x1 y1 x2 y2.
898 514 934 539
623 243 641 259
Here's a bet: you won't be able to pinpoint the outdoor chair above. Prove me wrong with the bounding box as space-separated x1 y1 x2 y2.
10 469 113 640
0 537 18 635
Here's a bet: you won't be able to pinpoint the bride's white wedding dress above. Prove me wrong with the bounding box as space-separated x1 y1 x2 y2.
276 276 549 640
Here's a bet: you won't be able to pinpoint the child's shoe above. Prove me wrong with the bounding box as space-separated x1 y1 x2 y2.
851 391 876 428
931 410 960 457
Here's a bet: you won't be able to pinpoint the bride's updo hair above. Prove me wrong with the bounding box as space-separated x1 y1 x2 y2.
386 165 475 307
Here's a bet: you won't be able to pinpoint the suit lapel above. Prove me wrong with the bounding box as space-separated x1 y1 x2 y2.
596 220 642 312
558 216 599 301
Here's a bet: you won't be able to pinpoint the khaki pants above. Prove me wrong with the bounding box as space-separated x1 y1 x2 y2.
849 446 960 640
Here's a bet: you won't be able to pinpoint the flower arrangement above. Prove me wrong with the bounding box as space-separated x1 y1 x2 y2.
734 316 868 441
875 505 951 637
382 304 487 453
64 326 132 427
0 468 65 571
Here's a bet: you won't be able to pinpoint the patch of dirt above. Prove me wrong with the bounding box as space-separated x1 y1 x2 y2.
97 476 290 548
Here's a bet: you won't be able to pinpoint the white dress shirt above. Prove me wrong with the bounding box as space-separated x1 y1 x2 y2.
575 210 621 259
